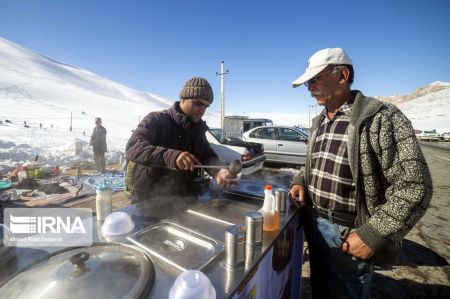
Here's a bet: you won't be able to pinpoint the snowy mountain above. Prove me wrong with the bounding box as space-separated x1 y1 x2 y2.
0 37 449 173
0 37 221 170
0 37 224 146
376 81 450 132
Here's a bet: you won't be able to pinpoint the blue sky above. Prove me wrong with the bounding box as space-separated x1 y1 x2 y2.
1 0 449 114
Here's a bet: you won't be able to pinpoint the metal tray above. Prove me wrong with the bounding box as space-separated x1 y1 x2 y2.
128 222 224 272
187 198 258 226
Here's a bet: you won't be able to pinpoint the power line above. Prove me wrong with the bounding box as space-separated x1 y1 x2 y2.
56 0 195 53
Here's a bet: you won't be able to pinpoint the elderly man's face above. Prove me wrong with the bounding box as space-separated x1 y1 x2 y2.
307 66 343 106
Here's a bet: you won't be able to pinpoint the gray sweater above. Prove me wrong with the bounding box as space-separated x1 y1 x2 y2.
292 91 432 264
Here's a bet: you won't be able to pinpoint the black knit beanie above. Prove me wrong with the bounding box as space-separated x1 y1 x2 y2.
179 77 214 104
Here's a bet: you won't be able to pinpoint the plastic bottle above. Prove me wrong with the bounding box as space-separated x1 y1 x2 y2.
258 185 279 231
17 170 27 181
96 180 112 221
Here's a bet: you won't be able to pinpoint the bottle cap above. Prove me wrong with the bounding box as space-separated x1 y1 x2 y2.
97 179 110 191
264 185 272 190
97 185 109 191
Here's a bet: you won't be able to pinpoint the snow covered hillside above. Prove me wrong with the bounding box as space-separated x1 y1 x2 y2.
0 37 221 172
376 81 450 132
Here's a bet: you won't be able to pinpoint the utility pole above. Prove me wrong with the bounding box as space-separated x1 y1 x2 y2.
216 61 229 129
308 105 317 128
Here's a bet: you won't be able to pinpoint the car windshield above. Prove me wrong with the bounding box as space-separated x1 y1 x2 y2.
209 129 222 141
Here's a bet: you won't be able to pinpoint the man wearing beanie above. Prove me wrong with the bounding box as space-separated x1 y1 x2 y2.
125 77 233 206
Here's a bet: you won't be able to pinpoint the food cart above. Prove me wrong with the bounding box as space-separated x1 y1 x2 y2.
0 178 304 299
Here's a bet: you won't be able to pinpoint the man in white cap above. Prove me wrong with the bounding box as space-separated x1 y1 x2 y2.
288 48 432 298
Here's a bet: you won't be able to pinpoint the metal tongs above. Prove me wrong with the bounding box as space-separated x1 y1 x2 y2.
193 159 242 176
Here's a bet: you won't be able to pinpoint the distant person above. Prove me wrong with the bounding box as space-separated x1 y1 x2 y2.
125 77 233 203
288 48 432 298
39 123 42 129
90 117 107 173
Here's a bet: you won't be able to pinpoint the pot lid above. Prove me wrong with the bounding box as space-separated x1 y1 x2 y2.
0 224 16 263
0 243 154 299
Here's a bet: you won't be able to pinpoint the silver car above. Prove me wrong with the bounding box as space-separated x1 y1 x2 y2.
242 126 308 165
416 130 440 141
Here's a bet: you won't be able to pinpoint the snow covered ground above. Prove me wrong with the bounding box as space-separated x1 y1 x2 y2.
1 37 449 176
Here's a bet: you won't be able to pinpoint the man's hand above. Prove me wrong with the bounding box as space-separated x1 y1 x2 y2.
340 232 375 260
288 184 306 208
176 151 201 171
215 168 235 188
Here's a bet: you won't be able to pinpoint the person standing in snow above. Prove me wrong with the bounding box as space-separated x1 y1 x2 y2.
288 48 432 298
90 117 107 173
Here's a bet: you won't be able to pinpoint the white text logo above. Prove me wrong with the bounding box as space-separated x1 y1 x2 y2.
10 214 86 234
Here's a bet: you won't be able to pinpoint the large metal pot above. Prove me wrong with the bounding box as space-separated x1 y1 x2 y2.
0 242 155 299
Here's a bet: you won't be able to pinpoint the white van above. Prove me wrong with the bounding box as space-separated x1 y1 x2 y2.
222 116 273 140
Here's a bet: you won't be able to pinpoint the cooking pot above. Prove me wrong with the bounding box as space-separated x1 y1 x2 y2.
0 242 155 299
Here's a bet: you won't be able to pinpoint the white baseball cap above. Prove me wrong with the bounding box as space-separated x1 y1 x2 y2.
292 48 352 88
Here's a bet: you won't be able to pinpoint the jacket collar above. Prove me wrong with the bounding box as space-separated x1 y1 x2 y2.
350 91 385 126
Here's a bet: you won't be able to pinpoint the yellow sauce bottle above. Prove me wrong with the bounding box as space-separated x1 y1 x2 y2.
258 185 279 231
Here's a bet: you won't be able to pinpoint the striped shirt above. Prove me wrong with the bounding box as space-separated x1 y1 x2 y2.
308 97 357 213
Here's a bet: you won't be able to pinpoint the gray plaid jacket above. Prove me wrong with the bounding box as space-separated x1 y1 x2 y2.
292 91 432 264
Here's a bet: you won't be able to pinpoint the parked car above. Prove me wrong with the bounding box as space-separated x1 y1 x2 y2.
416 130 440 141
221 116 273 141
440 132 450 142
243 118 273 132
242 126 308 165
206 130 265 175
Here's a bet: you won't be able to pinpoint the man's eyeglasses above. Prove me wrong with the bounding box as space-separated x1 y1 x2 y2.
305 66 340 87
190 100 210 109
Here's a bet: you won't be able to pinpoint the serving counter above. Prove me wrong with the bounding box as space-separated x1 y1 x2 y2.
0 179 304 299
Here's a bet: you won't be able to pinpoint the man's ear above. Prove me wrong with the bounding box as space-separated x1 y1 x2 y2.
339 66 350 84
